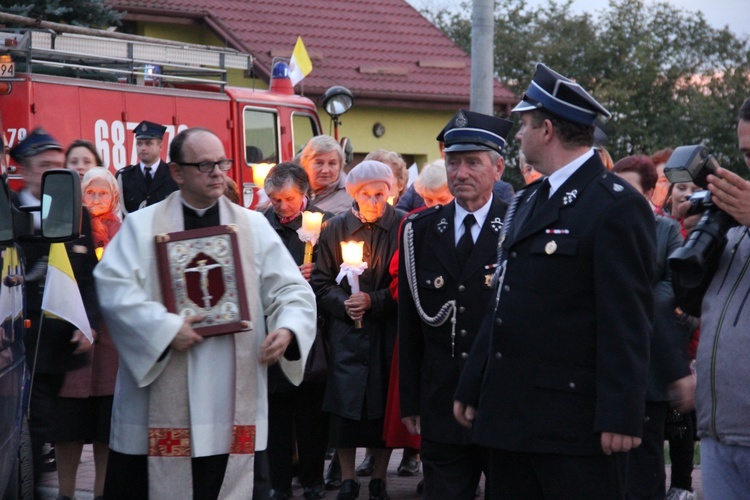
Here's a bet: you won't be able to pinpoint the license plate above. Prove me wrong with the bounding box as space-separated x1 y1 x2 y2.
0 62 15 77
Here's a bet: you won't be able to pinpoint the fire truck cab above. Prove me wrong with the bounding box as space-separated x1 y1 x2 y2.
0 23 325 209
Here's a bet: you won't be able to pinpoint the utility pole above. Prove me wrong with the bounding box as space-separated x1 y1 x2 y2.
470 0 494 115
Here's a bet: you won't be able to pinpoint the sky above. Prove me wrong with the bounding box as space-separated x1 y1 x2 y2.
406 0 750 38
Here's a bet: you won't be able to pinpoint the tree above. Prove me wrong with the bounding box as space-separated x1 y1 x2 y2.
425 0 750 182
0 0 121 28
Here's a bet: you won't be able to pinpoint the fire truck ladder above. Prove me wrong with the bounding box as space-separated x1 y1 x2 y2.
0 23 252 90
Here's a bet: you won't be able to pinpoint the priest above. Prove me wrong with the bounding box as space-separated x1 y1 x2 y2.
94 127 316 499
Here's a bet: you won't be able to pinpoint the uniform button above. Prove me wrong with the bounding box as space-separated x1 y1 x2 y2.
461 352 469 360
569 382 576 389
510 251 517 258
426 280 432 285
458 306 466 313
503 285 510 292
458 285 466 292
460 329 468 337
495 352 502 359
495 318 503 326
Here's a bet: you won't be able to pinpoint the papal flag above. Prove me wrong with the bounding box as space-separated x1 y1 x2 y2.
41 243 93 343
289 36 313 86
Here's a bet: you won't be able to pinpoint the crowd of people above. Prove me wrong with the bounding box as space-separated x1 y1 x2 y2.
8 62 750 500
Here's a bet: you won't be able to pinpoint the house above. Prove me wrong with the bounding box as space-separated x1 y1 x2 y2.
110 0 517 167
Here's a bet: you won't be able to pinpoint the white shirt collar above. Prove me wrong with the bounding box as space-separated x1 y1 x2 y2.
547 148 595 197
141 159 161 176
454 194 493 243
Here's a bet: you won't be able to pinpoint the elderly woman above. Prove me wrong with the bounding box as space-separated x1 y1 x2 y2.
300 135 352 215
613 155 694 500
262 162 332 500
311 161 405 500
365 148 409 204
413 160 453 207
53 167 121 500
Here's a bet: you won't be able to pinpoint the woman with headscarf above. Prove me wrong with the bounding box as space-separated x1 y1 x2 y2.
53 167 121 500
311 161 405 500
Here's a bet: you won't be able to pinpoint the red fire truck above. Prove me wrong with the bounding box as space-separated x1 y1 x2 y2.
0 17 336 208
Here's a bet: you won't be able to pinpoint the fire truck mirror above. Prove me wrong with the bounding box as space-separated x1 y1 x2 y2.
0 180 12 244
40 169 82 242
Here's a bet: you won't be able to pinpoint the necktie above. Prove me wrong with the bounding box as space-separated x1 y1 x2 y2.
456 214 476 264
532 178 550 217
144 166 153 189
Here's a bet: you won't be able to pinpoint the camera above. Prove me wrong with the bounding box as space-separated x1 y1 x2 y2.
664 145 738 287
685 190 713 216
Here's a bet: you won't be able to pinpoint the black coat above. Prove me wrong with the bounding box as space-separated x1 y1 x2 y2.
117 160 178 214
311 205 404 420
455 155 656 456
398 196 507 445
262 204 333 393
12 194 101 374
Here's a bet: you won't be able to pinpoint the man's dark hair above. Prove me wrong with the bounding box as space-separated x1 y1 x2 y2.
739 98 750 121
264 162 310 196
530 109 595 148
169 127 215 164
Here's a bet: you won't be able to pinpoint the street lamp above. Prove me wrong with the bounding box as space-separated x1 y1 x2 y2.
321 85 354 140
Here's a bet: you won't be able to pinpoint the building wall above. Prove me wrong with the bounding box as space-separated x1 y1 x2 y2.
133 21 451 167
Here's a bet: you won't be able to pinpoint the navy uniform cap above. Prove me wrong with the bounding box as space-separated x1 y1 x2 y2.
9 127 63 162
512 63 611 126
134 120 167 140
437 109 514 154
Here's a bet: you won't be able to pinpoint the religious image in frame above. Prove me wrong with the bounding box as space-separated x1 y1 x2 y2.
155 225 252 337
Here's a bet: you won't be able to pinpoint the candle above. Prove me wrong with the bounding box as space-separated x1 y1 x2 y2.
301 211 324 234
251 162 274 187
300 211 325 264
341 241 364 267
387 196 395 205
340 240 366 329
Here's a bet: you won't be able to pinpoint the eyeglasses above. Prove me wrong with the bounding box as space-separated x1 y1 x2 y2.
179 159 233 173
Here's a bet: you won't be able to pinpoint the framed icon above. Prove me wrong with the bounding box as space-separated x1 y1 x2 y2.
155 225 252 337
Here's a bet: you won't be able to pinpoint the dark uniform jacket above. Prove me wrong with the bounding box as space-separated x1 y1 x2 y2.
262 204 333 393
455 155 655 456
311 205 404 420
398 196 507 445
12 193 101 374
117 160 178 214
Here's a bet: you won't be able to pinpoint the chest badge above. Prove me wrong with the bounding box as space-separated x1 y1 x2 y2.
484 274 493 287
489 217 503 233
562 189 578 206
545 240 558 255
434 276 445 289
436 218 448 233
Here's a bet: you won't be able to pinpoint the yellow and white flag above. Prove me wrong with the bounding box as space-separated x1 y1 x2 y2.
41 243 93 343
289 36 313 86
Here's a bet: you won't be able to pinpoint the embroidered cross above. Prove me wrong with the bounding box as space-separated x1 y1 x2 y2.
230 425 256 454
148 428 191 457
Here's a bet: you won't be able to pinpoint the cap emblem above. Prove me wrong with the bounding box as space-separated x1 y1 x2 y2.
454 111 468 128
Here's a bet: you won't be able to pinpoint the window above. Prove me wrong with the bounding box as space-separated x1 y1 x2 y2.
243 108 279 165
292 113 318 158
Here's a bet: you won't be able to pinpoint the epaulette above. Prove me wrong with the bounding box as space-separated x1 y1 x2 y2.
406 204 442 222
597 169 635 198
115 164 136 178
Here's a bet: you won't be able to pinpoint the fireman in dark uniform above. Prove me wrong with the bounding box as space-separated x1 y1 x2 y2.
398 110 513 499
454 64 656 498
116 120 177 215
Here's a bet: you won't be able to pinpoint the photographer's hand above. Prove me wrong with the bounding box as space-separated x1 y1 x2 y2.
707 167 750 226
